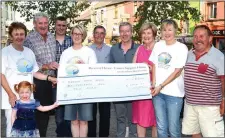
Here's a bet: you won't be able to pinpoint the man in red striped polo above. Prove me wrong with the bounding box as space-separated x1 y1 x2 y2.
182 25 224 137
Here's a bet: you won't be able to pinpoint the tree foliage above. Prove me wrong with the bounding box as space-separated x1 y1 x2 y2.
133 1 201 42
5 1 90 33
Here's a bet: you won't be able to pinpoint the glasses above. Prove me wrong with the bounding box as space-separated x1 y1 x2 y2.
94 32 105 35
72 33 83 37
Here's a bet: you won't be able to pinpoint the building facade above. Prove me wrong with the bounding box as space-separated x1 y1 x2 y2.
1 2 16 47
199 1 224 52
76 1 142 45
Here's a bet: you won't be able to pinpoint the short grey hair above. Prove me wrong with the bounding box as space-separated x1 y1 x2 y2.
119 22 133 32
33 12 49 22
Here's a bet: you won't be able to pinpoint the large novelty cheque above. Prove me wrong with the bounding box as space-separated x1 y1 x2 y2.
57 63 152 105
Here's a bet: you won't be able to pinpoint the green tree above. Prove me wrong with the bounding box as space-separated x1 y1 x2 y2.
133 1 201 42
6 1 90 33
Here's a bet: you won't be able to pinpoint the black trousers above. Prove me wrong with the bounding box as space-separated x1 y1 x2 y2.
52 87 72 137
34 78 53 137
88 102 111 137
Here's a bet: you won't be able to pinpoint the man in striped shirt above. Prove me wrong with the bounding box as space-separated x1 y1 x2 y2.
182 25 224 137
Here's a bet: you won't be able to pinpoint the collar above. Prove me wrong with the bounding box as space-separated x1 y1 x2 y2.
56 35 71 42
33 30 51 38
92 43 106 50
192 45 214 61
118 41 135 49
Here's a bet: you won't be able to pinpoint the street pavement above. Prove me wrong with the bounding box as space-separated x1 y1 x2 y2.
3 103 223 137
1 103 154 137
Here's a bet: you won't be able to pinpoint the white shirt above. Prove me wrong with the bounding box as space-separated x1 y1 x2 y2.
59 46 97 65
1 45 39 109
149 40 188 97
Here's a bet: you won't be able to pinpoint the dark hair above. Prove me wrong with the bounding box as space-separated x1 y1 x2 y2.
55 16 67 22
193 25 212 36
93 25 106 34
8 22 27 37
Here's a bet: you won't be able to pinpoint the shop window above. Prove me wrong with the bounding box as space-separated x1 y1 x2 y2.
218 39 225 54
208 3 217 19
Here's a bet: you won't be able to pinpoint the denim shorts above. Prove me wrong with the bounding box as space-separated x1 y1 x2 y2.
64 103 93 121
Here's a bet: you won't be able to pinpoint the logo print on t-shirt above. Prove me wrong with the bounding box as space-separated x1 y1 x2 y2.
65 65 79 76
158 52 172 69
65 56 81 76
16 58 33 73
67 56 83 64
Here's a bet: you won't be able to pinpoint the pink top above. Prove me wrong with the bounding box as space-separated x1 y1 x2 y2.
136 45 153 80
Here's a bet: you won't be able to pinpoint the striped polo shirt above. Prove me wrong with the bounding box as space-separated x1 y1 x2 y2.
184 46 224 105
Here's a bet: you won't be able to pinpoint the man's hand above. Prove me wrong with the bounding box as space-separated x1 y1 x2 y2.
220 99 224 116
8 93 17 107
48 62 59 70
48 76 57 84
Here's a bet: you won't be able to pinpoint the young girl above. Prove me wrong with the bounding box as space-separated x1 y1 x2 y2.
10 81 58 137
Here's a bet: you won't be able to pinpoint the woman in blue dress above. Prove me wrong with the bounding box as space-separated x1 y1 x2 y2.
10 81 58 137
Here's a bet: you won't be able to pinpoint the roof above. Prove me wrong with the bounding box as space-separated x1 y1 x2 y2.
76 8 91 21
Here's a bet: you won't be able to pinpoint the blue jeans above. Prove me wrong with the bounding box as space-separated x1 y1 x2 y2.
52 87 72 137
153 93 183 138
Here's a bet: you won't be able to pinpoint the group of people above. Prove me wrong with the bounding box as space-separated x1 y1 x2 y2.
1 11 224 138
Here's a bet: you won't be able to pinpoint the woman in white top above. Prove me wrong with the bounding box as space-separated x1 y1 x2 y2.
149 19 188 137
60 25 97 137
1 22 56 137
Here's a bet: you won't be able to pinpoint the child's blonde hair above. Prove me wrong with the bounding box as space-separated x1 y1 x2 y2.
14 81 35 93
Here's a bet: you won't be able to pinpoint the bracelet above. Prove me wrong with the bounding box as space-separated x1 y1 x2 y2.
46 75 50 81
159 84 164 89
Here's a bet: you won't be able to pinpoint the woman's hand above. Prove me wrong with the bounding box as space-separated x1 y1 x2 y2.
143 62 152 71
53 102 59 108
8 93 17 107
77 60 84 64
151 85 162 97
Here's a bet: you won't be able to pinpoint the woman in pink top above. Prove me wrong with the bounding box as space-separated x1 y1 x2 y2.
132 22 158 137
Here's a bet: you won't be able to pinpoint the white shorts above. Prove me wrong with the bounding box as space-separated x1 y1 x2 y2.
182 102 224 137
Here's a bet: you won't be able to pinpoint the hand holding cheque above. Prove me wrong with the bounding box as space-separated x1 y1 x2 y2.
57 63 152 105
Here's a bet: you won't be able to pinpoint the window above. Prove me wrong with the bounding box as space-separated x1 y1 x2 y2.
218 39 225 54
134 1 138 14
208 3 217 18
5 5 8 20
101 9 104 23
114 5 118 19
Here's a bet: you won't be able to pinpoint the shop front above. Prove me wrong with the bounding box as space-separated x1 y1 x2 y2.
212 29 225 54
